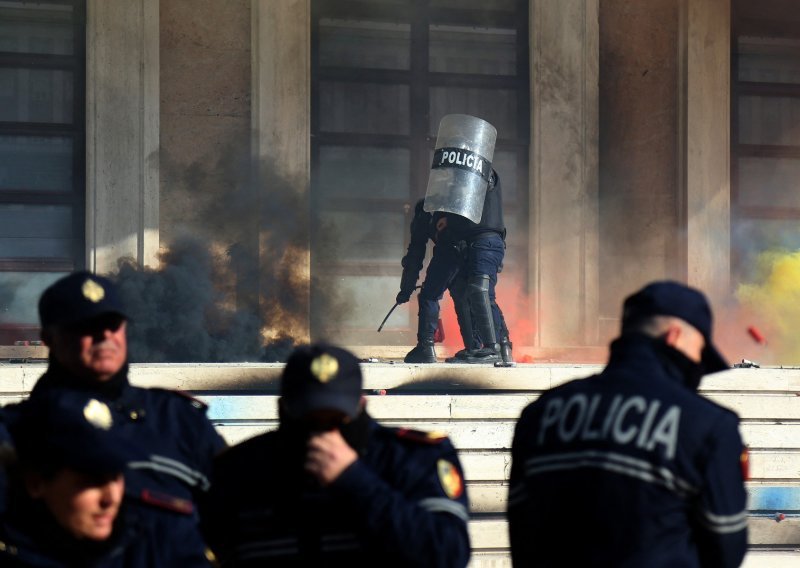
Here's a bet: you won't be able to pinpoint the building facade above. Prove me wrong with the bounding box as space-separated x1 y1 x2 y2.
1 0 797 361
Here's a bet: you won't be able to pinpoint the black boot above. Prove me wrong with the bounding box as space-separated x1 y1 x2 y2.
404 339 437 363
446 285 478 363
404 307 437 364
460 275 501 364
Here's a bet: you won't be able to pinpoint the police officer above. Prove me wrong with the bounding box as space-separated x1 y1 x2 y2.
433 170 512 364
0 388 211 566
203 343 471 567
1 271 226 558
508 281 747 567
397 198 479 363
402 174 514 365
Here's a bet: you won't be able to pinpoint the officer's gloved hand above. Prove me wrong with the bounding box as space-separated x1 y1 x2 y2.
396 289 412 304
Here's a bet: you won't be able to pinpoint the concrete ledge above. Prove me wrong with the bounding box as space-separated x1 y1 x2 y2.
2 363 799 392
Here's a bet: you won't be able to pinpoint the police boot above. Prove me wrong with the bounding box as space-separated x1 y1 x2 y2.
495 336 516 367
446 291 477 363
461 275 501 364
404 311 437 364
404 339 436 364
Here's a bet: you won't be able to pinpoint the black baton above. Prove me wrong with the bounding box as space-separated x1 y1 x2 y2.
377 302 399 332
378 286 421 332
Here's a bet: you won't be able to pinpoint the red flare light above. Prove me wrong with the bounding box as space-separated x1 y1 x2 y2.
747 325 766 345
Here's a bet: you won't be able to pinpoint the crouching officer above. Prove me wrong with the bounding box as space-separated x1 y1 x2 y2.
203 343 471 567
0 388 212 566
1 271 226 559
397 198 478 363
509 281 747 567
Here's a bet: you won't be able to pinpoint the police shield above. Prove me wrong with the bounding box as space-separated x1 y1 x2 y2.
424 114 497 223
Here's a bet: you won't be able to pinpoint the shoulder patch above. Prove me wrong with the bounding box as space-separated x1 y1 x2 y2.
138 489 194 515
153 388 208 411
395 427 448 445
741 446 750 481
437 459 464 499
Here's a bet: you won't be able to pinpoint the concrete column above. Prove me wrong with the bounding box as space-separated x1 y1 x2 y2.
86 0 159 273
678 0 731 306
251 0 311 342
530 0 600 346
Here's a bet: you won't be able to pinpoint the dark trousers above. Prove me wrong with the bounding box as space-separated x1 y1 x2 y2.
466 234 505 342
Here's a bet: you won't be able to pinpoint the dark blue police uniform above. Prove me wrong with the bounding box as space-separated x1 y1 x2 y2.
0 502 211 567
436 170 511 363
508 283 748 567
203 417 470 567
0 387 215 567
0 271 226 561
24 364 226 555
399 199 479 363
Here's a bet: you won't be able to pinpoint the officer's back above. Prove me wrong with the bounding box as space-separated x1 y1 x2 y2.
509 282 748 568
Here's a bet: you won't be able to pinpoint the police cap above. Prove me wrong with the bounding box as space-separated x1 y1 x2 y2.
12 388 145 475
39 271 128 328
280 343 363 420
622 280 728 373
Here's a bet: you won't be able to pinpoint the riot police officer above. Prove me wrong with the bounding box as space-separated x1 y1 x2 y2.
1 271 226 559
508 281 747 567
0 388 211 566
433 170 513 364
397 199 478 363
203 343 471 567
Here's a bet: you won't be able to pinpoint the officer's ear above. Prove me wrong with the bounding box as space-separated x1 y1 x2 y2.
663 322 682 349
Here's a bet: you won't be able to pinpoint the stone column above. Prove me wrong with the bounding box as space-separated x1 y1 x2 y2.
678 0 730 305
251 0 311 342
86 0 159 273
529 0 600 346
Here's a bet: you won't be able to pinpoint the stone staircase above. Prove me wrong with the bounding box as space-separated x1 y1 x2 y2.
1 362 798 566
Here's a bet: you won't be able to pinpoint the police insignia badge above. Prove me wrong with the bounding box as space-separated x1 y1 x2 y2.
741 447 750 480
82 279 105 303
83 399 113 430
437 459 464 499
311 353 339 383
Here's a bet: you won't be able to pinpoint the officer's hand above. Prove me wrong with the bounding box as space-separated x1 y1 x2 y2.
305 430 358 486
396 289 412 304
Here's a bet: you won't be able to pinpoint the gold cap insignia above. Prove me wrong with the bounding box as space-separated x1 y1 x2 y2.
82 279 105 303
83 399 113 430
437 459 464 499
310 353 339 383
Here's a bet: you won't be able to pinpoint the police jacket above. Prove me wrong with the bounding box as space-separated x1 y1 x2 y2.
438 170 505 242
0 494 212 567
509 334 748 568
0 361 227 560
399 199 435 296
25 360 227 511
203 415 471 567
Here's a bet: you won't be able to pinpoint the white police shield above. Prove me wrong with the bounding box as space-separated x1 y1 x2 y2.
424 114 497 224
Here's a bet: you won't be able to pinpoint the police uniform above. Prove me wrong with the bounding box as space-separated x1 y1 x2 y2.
508 282 748 567
398 199 478 363
1 272 226 560
0 388 214 567
436 171 512 363
203 344 471 567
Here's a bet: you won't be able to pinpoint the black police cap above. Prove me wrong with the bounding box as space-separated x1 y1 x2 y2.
622 280 729 373
12 388 146 475
280 343 363 420
39 271 128 328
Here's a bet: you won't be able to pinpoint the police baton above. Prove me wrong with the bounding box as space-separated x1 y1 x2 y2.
377 286 421 332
